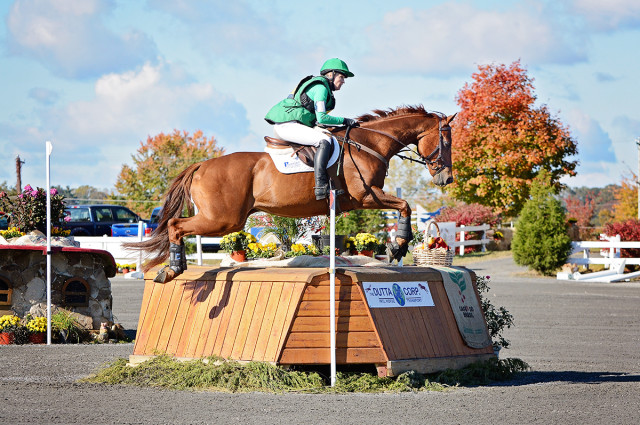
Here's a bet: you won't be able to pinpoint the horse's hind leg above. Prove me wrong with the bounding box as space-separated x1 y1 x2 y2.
154 214 247 283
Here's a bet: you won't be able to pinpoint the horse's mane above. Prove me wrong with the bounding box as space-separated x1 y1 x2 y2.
356 105 441 123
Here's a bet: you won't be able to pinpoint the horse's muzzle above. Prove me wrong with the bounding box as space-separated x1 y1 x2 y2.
433 168 454 186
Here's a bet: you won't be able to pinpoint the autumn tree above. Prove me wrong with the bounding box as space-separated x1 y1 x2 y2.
563 194 595 227
450 61 578 217
114 130 224 217
612 172 638 221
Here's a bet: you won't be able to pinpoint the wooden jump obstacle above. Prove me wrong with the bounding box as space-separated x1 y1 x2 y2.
131 266 495 376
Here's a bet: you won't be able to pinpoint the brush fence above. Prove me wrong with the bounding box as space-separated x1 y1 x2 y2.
131 266 494 376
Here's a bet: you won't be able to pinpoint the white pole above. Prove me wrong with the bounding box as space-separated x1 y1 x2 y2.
45 141 53 345
137 221 143 272
194 204 202 265
329 189 336 387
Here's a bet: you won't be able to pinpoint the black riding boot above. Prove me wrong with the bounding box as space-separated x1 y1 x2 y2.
314 139 332 200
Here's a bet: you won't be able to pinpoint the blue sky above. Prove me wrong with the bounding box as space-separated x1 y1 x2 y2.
1 0 639 192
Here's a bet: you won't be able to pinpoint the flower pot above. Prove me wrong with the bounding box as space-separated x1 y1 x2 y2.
230 250 247 262
122 268 129 274
29 332 46 344
0 331 15 345
357 250 374 257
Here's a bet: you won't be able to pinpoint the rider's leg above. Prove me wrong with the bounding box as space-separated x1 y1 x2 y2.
313 139 332 200
273 122 333 200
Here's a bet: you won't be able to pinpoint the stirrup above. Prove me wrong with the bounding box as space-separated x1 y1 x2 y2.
314 185 329 200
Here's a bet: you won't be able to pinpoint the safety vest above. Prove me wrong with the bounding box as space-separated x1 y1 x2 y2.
264 76 336 127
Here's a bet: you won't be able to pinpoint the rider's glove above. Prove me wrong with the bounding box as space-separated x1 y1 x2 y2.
343 118 360 128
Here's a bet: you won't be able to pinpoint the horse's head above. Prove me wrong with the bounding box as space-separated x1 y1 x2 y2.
417 113 456 186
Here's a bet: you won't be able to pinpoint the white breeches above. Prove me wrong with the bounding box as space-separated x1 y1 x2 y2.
273 122 332 147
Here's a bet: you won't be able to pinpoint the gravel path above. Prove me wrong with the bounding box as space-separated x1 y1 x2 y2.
1 257 639 425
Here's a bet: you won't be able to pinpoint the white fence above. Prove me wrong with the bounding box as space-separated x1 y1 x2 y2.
558 234 640 282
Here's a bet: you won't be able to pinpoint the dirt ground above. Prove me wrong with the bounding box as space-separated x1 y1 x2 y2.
1 256 639 425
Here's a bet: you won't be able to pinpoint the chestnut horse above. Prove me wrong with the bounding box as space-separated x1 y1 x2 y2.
129 105 455 283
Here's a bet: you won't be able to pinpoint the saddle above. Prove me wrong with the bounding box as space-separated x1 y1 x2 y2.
264 136 334 168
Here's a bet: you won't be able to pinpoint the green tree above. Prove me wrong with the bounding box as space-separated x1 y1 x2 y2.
114 130 224 217
336 209 388 236
451 61 578 217
512 170 573 275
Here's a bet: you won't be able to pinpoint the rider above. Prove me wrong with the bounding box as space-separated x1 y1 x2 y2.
265 58 359 200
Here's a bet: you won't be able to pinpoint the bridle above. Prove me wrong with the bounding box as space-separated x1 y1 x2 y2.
338 114 451 173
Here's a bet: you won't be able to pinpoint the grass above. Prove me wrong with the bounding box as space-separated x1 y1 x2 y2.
82 355 529 393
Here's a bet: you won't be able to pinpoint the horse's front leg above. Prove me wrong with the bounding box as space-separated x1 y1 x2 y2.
360 187 413 262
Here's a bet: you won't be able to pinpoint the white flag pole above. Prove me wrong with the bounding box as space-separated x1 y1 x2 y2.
45 141 53 345
329 189 336 386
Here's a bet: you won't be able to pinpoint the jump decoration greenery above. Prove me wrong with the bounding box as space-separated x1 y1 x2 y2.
246 242 279 259
286 243 319 257
220 231 256 253
476 275 514 350
0 185 69 234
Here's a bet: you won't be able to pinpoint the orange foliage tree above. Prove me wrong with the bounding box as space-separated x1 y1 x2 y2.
613 172 638 221
114 130 224 217
564 194 595 227
450 61 578 216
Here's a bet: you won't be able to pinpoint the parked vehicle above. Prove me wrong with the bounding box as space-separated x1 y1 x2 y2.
64 205 143 236
111 206 161 237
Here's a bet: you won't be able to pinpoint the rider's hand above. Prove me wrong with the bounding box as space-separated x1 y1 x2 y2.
343 118 360 128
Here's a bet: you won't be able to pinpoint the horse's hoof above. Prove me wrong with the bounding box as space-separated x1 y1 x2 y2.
386 242 408 262
153 266 176 283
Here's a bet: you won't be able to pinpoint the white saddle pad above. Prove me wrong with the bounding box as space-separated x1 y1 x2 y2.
265 137 340 174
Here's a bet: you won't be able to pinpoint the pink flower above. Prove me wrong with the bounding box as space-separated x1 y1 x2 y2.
50 188 58 196
64 216 71 222
17 194 23 199
23 184 32 192
0 191 5 198
31 190 38 196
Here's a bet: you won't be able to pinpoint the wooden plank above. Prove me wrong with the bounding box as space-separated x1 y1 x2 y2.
296 300 369 316
153 281 185 353
385 353 496 376
279 347 386 364
284 331 380 349
174 280 205 357
422 282 449 356
303 284 361 301
241 282 273 360
263 282 296 362
165 280 196 355
230 281 262 360
252 281 284 361
134 281 166 355
367 308 398 360
132 280 157 355
193 279 225 358
183 280 215 358
274 281 307 359
219 281 251 359
200 279 233 357
289 315 374 333
430 280 465 356
211 279 242 356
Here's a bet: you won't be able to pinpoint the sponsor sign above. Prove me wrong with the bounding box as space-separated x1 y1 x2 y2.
362 281 435 308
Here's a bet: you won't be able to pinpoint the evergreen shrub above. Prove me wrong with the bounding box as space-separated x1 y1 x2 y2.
512 171 573 275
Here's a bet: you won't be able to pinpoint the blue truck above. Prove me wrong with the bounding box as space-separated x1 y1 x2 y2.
111 206 161 237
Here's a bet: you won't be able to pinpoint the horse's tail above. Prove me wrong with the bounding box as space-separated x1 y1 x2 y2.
123 162 202 272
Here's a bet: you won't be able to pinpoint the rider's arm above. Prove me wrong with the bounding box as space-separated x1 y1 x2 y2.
306 84 345 126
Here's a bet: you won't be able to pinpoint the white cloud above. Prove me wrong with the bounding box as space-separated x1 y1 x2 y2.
6 0 157 78
570 0 640 31
0 62 250 188
567 109 617 163
363 4 587 75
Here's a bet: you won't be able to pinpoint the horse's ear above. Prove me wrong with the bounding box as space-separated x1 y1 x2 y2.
446 113 458 125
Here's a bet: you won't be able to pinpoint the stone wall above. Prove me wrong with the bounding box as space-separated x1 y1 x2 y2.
0 246 116 329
